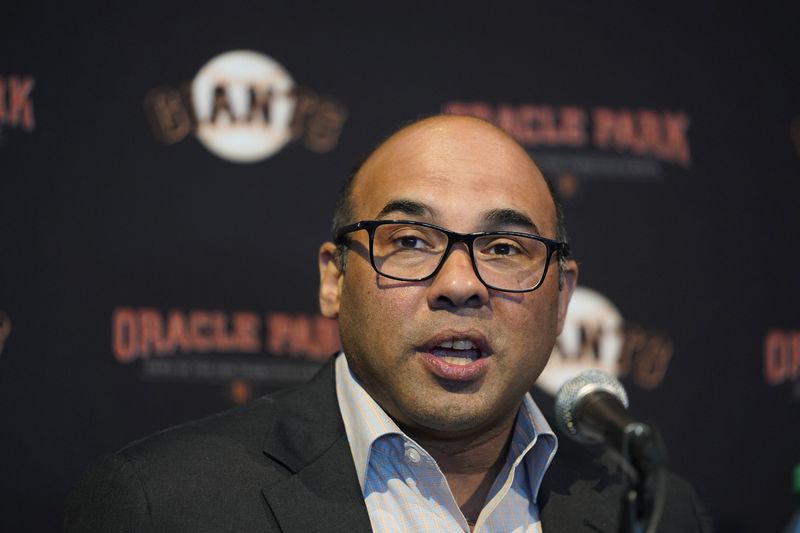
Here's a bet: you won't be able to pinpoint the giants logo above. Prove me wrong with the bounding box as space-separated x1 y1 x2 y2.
537 286 673 395
145 50 347 163
0 75 35 138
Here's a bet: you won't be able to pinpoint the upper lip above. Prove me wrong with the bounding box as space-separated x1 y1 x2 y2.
419 329 492 356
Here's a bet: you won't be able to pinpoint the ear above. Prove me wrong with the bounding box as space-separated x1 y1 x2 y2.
318 242 343 318
556 259 579 335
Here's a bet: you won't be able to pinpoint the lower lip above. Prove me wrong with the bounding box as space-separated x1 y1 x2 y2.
419 352 489 381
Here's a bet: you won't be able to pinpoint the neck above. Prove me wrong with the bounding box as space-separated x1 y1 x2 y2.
403 412 518 525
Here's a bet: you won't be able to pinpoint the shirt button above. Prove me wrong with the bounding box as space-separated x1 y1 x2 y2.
404 447 421 464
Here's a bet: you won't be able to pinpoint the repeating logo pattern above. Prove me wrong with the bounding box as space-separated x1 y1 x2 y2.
145 50 347 163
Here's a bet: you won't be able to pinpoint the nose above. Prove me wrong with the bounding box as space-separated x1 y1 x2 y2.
427 244 490 309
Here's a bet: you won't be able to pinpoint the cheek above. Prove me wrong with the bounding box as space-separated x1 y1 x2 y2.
339 271 415 353
501 293 560 351
352 271 418 318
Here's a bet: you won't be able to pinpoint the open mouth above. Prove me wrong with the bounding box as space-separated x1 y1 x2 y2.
419 332 491 381
429 338 483 365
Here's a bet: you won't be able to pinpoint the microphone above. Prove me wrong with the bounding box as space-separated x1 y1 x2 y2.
554 369 666 474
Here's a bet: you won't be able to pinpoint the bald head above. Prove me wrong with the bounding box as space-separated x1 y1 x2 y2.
358 115 540 185
331 115 568 278
331 115 567 241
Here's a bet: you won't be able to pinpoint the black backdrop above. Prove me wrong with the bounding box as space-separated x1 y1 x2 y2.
2 3 799 532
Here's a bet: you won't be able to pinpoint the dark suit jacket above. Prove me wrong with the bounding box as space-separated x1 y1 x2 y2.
64 358 712 532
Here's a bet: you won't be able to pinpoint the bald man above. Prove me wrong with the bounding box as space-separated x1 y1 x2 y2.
65 116 711 532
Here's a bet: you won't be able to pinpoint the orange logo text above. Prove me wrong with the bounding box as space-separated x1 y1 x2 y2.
444 101 690 167
764 329 800 385
112 308 339 363
0 75 35 132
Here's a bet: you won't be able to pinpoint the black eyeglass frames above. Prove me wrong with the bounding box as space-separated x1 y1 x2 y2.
335 219 570 293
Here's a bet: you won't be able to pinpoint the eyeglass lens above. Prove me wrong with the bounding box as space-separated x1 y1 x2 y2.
371 223 548 291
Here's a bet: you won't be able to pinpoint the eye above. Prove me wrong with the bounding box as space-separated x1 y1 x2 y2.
374 223 445 254
397 235 426 249
485 240 522 256
388 228 435 250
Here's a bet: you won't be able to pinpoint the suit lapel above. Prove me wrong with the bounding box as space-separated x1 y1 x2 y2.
258 359 625 533
260 358 372 533
262 435 372 532
538 443 622 533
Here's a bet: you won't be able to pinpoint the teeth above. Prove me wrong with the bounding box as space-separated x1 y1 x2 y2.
441 355 475 365
436 338 477 350
453 339 476 350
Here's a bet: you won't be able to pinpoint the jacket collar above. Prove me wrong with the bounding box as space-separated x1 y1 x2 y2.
259 356 622 533
538 436 623 533
260 357 373 532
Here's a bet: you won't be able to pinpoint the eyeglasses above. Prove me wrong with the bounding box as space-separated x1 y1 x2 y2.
335 220 570 293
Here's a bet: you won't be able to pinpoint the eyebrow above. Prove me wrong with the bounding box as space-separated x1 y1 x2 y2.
375 200 541 235
376 199 438 219
482 208 540 234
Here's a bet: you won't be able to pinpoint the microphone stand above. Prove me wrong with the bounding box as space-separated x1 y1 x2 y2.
620 423 668 533
557 381 670 533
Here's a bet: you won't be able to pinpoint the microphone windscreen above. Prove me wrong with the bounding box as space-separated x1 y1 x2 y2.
554 369 629 443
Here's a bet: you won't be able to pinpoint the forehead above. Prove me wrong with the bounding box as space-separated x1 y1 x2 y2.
350 117 557 235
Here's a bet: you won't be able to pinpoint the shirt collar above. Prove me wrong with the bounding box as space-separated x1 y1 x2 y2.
335 353 405 489
335 352 558 496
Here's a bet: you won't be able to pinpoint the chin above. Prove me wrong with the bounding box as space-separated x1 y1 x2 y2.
403 398 495 434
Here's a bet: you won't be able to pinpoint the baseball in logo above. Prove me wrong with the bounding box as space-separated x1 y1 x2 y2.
537 286 673 395
192 51 296 162
145 50 347 163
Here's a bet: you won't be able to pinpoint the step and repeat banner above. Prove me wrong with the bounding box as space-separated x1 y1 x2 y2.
1 4 798 532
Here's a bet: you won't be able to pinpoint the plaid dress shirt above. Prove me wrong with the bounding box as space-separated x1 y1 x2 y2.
335 354 558 532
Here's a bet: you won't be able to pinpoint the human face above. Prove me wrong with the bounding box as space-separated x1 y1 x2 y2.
319 117 577 439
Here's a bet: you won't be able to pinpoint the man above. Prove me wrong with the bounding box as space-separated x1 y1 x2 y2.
65 115 711 532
